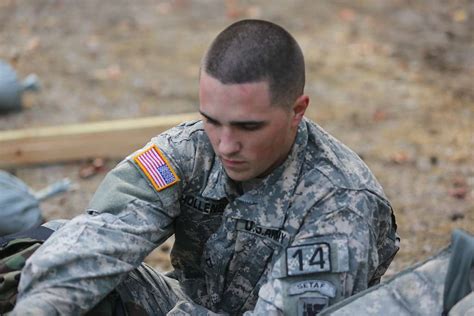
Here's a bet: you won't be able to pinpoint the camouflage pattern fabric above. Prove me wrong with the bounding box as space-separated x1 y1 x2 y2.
12 118 399 315
0 241 41 314
0 229 51 314
87 262 189 316
0 219 192 316
319 230 473 315
448 292 474 316
318 247 451 315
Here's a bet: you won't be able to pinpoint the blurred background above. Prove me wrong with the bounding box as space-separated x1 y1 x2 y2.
0 0 472 275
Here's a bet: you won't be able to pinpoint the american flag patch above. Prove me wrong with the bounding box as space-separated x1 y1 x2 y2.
134 145 179 191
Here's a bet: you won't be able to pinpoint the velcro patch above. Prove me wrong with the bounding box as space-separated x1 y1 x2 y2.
134 145 179 192
287 243 331 275
298 297 328 315
285 235 350 276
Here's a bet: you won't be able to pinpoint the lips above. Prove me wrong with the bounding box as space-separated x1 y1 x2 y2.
221 157 245 168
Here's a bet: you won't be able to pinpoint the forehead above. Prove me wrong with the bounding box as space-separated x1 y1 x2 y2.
199 71 273 110
200 71 270 92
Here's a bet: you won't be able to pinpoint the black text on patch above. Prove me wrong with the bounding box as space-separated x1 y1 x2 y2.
286 243 331 275
236 220 288 245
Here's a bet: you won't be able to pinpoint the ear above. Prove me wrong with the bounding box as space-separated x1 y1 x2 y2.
290 95 309 128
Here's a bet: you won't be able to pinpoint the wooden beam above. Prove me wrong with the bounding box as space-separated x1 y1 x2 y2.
0 112 200 168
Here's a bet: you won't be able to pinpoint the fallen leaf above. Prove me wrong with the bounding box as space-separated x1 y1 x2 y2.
226 0 243 18
339 8 356 22
390 152 411 164
448 187 468 199
25 37 40 52
451 176 467 188
79 158 106 179
451 9 467 22
373 109 387 122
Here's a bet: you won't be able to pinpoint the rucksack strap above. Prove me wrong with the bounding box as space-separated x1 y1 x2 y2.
0 225 54 248
442 229 474 314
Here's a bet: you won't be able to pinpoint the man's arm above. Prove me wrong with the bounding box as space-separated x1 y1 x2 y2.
11 121 206 315
12 155 183 315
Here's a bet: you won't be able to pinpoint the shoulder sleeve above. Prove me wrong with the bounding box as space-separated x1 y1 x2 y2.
14 121 209 315
248 189 397 315
90 120 206 215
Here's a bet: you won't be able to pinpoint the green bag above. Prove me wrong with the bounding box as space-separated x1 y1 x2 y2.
0 226 53 314
0 224 130 316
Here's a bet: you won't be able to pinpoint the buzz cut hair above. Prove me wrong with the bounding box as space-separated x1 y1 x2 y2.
202 19 305 108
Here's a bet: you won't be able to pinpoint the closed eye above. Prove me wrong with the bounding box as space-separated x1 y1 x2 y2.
199 111 266 131
235 122 265 131
200 112 221 126
204 117 221 126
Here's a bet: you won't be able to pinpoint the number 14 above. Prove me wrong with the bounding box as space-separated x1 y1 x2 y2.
287 243 331 275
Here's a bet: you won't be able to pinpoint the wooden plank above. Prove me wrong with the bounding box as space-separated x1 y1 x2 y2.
0 112 200 168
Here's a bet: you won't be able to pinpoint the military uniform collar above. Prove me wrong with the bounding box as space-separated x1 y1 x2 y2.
201 121 308 228
200 158 240 201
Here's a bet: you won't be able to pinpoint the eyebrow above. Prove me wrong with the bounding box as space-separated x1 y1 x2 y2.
199 110 267 126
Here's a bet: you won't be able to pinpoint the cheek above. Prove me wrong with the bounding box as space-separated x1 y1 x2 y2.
245 131 280 159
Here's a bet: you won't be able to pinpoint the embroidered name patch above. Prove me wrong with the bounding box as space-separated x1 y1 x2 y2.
134 145 179 192
289 280 336 298
286 243 331 275
236 219 289 245
181 195 227 214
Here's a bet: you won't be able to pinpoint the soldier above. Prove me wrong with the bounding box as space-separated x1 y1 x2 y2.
11 19 399 315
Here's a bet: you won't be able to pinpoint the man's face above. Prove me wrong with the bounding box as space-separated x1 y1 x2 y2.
199 71 299 182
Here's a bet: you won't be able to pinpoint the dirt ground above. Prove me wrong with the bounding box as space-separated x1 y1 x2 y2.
0 0 472 276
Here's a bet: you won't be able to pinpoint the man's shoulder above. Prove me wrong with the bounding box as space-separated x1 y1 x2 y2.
121 119 214 190
301 118 384 196
143 119 212 160
160 119 207 141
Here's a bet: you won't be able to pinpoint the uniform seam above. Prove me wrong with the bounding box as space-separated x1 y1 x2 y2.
308 161 387 198
162 128 208 193
164 122 206 145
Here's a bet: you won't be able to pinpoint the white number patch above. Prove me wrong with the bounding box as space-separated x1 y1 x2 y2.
286 243 331 275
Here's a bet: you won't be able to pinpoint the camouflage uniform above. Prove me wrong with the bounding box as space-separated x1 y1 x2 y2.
318 247 452 316
318 229 474 316
12 118 399 315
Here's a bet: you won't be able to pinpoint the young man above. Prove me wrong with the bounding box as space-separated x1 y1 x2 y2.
12 20 399 315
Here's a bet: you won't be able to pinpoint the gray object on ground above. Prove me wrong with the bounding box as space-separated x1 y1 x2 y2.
443 229 474 314
33 178 72 202
0 170 70 236
0 60 40 113
320 229 474 316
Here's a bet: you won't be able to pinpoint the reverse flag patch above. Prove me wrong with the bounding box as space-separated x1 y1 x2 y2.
134 145 179 191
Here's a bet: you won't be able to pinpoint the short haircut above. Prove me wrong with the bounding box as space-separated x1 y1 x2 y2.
202 19 305 108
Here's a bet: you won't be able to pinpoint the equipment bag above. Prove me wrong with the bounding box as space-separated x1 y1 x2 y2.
0 225 53 314
0 224 129 316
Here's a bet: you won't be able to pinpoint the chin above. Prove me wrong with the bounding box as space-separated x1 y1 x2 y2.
225 170 254 182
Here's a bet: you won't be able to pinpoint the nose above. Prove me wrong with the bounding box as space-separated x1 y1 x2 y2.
218 127 241 156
